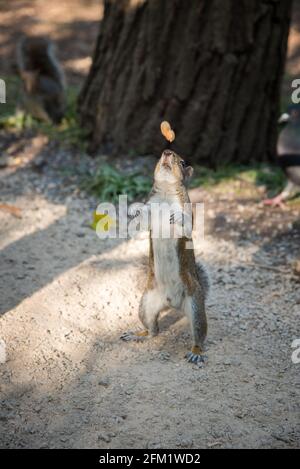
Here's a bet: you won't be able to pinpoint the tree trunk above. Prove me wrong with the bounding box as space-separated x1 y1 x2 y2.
78 0 292 165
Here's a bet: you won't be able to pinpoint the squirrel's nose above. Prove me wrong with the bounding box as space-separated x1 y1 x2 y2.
161 150 173 167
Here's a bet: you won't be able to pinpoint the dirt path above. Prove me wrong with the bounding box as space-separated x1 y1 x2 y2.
0 143 299 449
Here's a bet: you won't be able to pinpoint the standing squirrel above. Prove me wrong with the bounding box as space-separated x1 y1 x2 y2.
122 149 209 365
16 36 66 124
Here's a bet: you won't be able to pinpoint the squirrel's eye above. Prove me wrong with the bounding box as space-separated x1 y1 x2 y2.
180 160 187 168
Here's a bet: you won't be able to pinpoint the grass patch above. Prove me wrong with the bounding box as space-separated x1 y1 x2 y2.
81 163 152 203
191 163 286 196
0 76 87 149
82 162 293 203
82 162 290 203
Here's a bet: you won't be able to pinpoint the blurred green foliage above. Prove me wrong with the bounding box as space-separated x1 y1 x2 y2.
81 164 152 203
0 76 87 149
82 162 291 203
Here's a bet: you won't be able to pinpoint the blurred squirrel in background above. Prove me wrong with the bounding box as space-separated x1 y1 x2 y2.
17 36 66 124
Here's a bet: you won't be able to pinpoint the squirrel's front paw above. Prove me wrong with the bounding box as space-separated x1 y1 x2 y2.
128 204 142 219
185 346 207 367
170 211 192 238
170 210 184 225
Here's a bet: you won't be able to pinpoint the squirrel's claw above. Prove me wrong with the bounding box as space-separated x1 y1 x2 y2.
120 330 149 342
128 205 142 219
170 211 183 225
185 351 207 366
170 211 193 238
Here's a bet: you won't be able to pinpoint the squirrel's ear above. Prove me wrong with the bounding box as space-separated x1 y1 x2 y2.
184 166 194 179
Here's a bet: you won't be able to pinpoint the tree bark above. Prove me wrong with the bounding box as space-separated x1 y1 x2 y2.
78 0 292 165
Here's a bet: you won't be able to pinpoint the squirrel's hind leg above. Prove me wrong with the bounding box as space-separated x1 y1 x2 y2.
120 288 165 342
183 291 208 366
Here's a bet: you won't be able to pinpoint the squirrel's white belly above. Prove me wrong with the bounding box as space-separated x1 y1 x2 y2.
152 238 184 309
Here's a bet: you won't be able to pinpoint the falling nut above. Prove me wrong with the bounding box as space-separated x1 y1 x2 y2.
167 129 175 142
161 121 171 134
160 121 175 143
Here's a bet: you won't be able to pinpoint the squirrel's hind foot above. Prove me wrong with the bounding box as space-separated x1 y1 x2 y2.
185 346 207 367
120 330 149 342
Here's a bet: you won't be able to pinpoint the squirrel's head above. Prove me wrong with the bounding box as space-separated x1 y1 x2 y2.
154 150 193 185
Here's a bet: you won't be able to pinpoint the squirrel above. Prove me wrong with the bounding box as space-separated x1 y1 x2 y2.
121 149 209 365
16 36 66 124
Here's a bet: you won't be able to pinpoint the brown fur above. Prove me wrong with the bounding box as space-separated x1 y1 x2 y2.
122 150 209 364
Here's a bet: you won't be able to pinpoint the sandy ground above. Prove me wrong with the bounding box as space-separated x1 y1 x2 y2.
0 143 299 449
